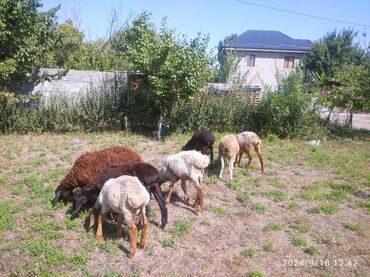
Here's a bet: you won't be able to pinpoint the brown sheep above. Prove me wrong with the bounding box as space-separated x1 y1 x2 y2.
236 131 264 173
52 146 142 205
72 162 168 228
218 134 240 180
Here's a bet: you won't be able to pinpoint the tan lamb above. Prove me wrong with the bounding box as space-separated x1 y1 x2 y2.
236 131 264 173
218 134 240 180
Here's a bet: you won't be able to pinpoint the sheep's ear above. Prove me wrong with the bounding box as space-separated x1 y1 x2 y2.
52 190 61 205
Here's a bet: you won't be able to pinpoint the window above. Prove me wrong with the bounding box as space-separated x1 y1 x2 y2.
245 54 255 66
284 56 295 68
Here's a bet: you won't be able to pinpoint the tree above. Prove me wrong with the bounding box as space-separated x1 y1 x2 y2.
217 34 239 83
332 64 370 126
42 19 84 69
0 0 59 90
303 28 368 119
112 12 213 139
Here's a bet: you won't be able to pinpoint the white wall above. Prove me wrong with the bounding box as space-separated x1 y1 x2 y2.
231 51 306 90
29 68 127 98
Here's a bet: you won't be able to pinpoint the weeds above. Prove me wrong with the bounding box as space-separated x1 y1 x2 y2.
169 219 192 237
292 237 307 247
343 222 361 231
304 246 319 256
242 248 256 258
252 203 267 214
310 204 338 215
264 222 282 231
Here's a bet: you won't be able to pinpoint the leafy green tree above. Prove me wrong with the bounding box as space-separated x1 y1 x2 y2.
43 19 84 69
217 34 239 83
303 29 365 85
0 0 58 90
112 12 213 139
332 64 370 126
303 29 368 119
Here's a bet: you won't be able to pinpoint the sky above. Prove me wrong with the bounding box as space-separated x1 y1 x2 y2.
41 0 370 54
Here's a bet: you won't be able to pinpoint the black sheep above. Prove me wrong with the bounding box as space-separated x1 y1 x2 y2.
182 130 215 167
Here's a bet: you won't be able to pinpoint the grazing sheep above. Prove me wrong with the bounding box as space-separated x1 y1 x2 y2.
236 131 264 173
52 146 142 205
158 150 209 214
89 175 150 257
182 130 215 167
72 162 168 228
218 134 240 180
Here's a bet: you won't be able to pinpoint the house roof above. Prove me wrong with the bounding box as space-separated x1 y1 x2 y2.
224 30 312 52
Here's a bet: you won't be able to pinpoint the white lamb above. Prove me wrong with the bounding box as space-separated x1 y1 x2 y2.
218 134 240 180
159 150 209 215
89 175 150 257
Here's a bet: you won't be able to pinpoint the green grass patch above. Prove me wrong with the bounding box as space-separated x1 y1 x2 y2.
46 248 69 266
204 205 226 215
310 204 338 215
0 200 18 230
252 203 267 214
289 220 310 233
284 201 299 210
248 271 264 277
304 246 319 256
228 176 261 190
70 251 89 269
251 190 286 201
269 178 286 189
292 237 307 247
162 237 175 248
262 242 274 252
100 239 119 254
343 222 361 231
65 218 79 229
242 247 255 258
264 222 282 231
169 219 192 237
361 200 370 214
236 191 250 204
0 175 7 186
301 180 349 201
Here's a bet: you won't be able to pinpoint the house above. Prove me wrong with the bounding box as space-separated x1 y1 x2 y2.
218 30 312 90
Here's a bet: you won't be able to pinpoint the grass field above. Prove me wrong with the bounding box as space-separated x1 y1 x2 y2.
0 132 369 276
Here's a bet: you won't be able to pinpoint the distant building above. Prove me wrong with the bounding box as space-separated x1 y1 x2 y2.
218 30 312 90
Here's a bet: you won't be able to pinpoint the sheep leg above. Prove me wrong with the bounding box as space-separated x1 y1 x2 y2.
219 156 225 178
151 184 168 228
116 213 124 239
192 178 204 214
246 145 253 170
96 212 108 241
237 151 243 167
229 158 234 180
181 179 190 205
165 183 175 204
254 144 264 173
139 206 149 249
128 223 137 258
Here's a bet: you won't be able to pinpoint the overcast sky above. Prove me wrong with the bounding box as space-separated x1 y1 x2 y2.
41 0 370 54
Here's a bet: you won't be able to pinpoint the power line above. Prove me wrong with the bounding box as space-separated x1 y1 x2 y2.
234 0 370 28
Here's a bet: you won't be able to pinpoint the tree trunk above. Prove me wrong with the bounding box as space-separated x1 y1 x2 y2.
348 110 353 128
156 107 164 140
